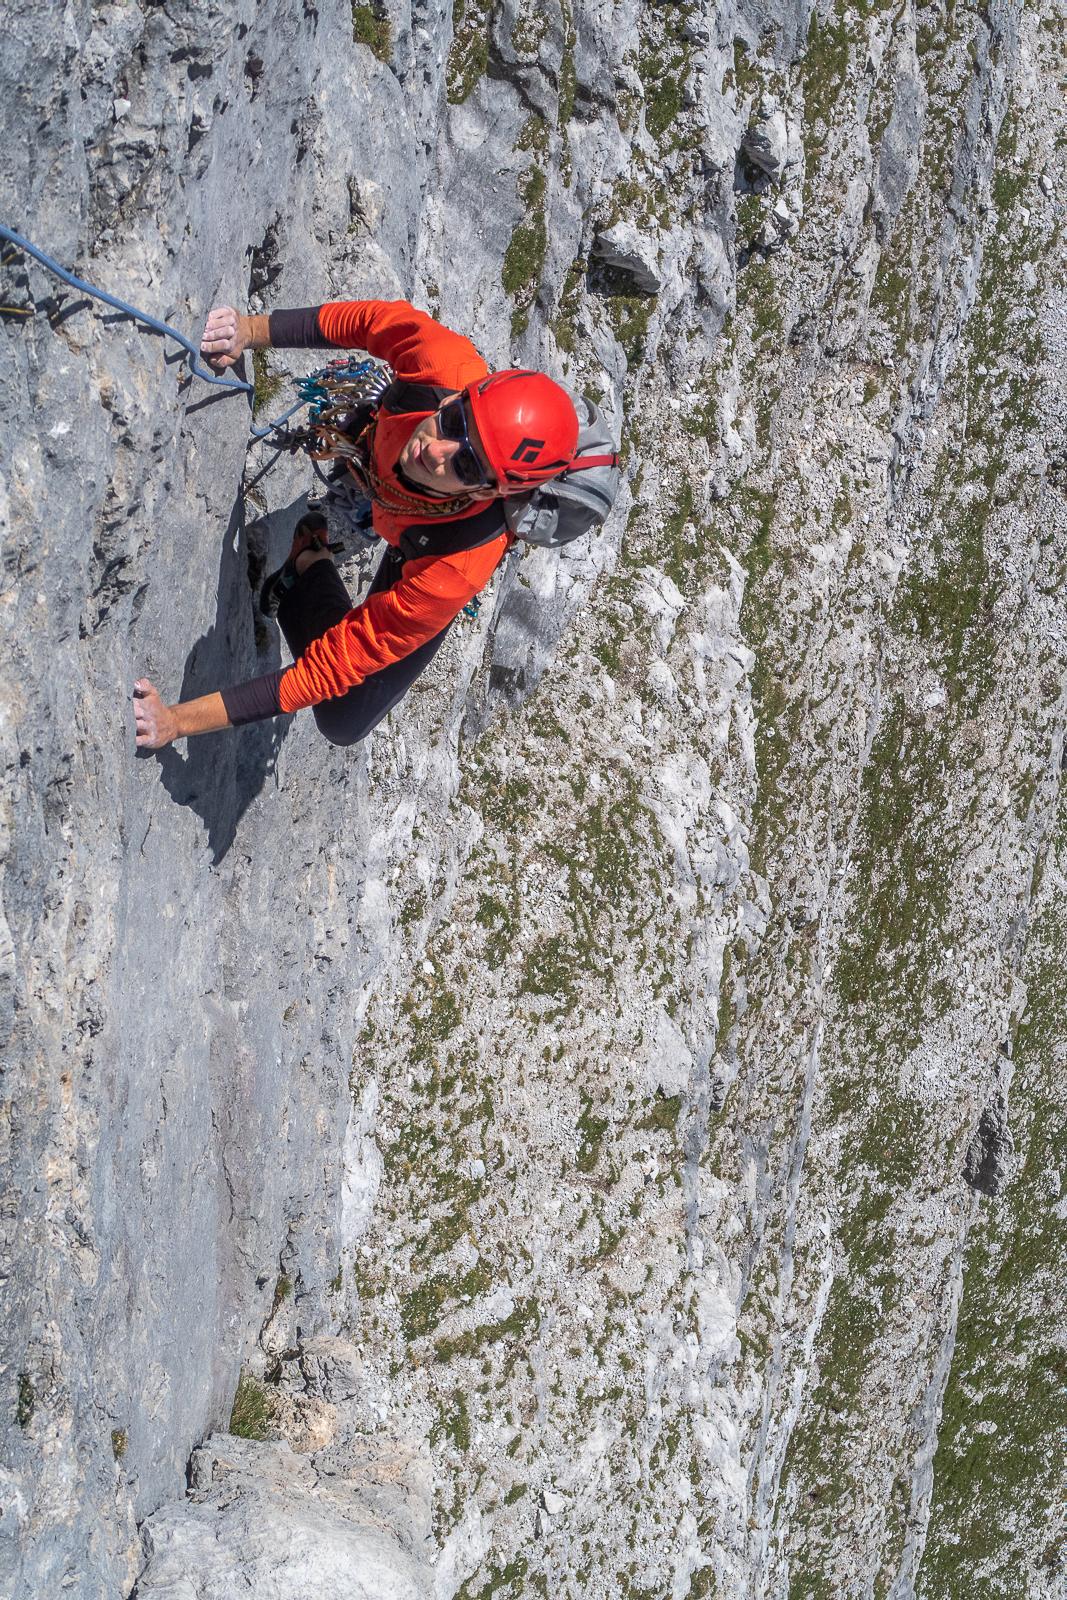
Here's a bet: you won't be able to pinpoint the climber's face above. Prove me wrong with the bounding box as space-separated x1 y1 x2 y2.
398 395 499 498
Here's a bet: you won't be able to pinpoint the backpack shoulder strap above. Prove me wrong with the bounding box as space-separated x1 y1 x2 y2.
398 500 508 561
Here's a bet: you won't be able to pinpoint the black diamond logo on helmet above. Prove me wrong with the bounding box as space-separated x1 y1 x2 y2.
511 436 545 463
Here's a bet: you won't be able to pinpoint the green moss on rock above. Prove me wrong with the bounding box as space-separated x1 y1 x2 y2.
447 0 491 104
351 2 392 61
229 1371 274 1441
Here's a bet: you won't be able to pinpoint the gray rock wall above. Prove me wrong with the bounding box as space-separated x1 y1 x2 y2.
1 0 1064 1597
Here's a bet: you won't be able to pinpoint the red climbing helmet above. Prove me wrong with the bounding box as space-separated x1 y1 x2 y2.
464 369 580 488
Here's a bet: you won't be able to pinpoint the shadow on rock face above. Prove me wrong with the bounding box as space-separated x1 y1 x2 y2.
150 492 290 864
155 717 288 867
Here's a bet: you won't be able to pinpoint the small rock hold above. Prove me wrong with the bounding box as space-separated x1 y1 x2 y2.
113 98 131 121
1039 173 1053 197
759 203 799 254
771 196 798 237
348 175 386 234
541 1488 565 1515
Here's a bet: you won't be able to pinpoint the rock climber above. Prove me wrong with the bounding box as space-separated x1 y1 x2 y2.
132 298 581 750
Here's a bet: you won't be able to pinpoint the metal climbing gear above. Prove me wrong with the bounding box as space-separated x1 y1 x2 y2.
266 355 395 544
308 473 378 547
268 355 392 458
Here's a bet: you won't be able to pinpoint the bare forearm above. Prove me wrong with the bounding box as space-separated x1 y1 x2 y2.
240 312 271 350
172 692 232 738
133 680 231 750
201 307 271 370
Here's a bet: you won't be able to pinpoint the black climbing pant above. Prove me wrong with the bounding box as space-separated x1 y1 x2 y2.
276 547 456 748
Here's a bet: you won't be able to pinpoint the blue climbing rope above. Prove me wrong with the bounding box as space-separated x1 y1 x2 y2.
0 223 254 396
0 225 379 445
247 397 308 439
2 235 502 593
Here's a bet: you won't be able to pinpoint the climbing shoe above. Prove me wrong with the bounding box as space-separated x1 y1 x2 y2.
259 512 343 617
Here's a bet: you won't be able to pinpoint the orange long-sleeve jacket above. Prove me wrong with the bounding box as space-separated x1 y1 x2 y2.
226 301 512 720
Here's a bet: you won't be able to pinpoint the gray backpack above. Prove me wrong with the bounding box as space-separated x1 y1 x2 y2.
503 395 622 547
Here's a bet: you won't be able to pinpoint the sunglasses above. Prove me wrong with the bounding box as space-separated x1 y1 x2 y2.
437 398 494 488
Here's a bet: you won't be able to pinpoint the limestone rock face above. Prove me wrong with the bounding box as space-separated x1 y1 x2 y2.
134 1414 435 1600
135 1429 433 1600
2 0 1065 1598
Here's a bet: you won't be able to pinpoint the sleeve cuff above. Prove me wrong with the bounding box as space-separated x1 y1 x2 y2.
267 307 329 348
220 671 285 725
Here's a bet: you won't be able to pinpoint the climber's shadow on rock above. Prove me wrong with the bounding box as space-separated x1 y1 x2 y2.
152 491 297 865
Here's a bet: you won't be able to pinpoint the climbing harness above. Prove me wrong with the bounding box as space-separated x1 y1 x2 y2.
264 354 394 544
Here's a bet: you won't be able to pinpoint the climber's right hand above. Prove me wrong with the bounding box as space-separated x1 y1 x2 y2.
200 306 250 370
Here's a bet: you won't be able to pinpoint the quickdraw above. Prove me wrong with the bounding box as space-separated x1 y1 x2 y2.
270 354 392 461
